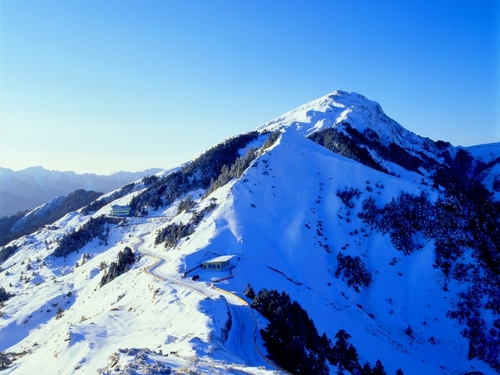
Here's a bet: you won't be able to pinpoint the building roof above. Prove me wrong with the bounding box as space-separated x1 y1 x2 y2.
203 255 234 264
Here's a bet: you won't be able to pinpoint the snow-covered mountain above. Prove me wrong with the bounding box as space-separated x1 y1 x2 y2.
0 167 163 217
0 190 105 249
0 90 499 375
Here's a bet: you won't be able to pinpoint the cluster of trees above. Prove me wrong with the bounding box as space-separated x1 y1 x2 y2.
181 131 260 189
0 211 29 247
155 222 194 249
359 191 433 255
336 187 362 209
205 146 258 196
0 352 12 369
205 131 279 198
42 189 103 222
0 190 102 249
155 202 217 249
81 184 134 215
0 245 18 264
358 192 500 369
445 264 500 371
244 286 398 374
141 175 159 187
356 148 500 370
0 286 12 303
100 247 136 287
247 287 332 374
447 283 500 369
433 149 500 276
359 190 472 259
312 120 500 370
335 253 372 292
130 132 260 213
52 216 109 257
494 177 500 192
308 124 439 176
130 131 281 214
176 195 196 214
308 126 391 175
261 130 281 150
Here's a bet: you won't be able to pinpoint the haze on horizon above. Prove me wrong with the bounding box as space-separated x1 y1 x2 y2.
0 0 497 175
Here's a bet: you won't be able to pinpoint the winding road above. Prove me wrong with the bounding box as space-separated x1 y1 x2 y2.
132 233 288 374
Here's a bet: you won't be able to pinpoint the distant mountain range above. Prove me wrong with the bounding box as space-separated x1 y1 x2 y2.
0 166 163 217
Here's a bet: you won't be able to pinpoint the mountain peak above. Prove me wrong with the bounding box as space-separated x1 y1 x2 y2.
329 89 376 105
20 166 51 174
257 90 415 148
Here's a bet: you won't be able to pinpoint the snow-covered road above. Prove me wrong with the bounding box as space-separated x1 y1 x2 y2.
134 233 285 373
225 302 263 366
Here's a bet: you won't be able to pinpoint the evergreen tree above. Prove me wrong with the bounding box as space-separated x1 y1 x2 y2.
330 329 360 373
0 287 12 303
361 362 373 375
100 247 136 287
243 283 255 299
372 359 387 375
250 288 329 374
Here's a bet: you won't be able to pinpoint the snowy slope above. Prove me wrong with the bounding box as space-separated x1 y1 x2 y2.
11 196 66 232
258 90 438 154
465 142 500 200
0 90 498 374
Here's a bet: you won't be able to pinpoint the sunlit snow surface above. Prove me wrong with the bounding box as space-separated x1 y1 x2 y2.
1 91 498 374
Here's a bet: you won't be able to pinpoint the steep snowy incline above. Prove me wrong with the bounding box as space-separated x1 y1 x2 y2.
257 90 439 154
11 196 66 232
166 129 494 375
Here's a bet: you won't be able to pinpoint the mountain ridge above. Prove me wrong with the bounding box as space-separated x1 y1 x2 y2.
0 90 498 374
0 166 163 217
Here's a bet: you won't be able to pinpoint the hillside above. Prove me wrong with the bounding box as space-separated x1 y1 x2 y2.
0 167 163 217
0 90 498 374
0 190 104 248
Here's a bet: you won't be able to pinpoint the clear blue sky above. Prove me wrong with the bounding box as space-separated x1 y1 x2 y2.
1 1 498 174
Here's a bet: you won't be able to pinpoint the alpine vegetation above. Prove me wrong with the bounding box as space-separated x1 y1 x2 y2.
100 247 137 287
52 215 110 257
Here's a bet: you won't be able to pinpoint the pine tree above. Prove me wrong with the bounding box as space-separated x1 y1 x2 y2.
361 362 373 375
56 306 64 319
331 329 359 373
243 284 255 299
372 359 387 375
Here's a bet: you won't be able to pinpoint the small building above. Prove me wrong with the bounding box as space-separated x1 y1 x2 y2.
110 205 132 217
201 255 234 271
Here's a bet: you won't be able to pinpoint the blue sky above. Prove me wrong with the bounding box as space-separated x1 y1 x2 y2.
0 1 497 174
